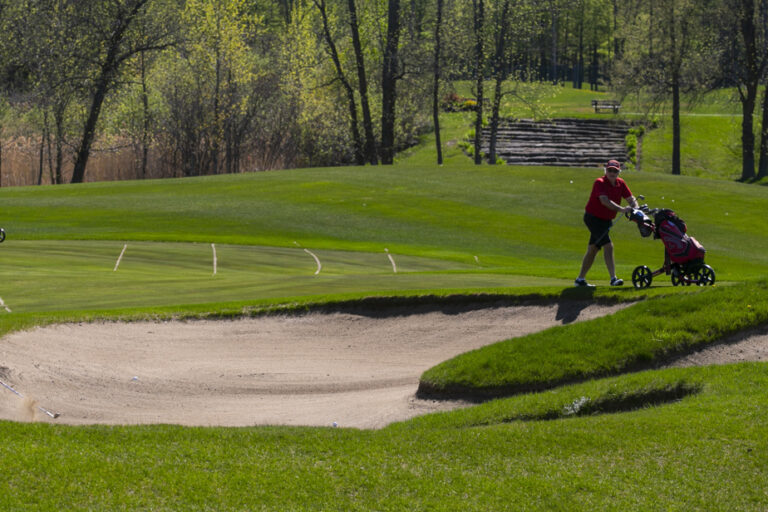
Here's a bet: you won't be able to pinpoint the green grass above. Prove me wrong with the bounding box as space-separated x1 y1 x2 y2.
0 109 767 508
1 364 767 510
2 165 767 297
420 280 768 399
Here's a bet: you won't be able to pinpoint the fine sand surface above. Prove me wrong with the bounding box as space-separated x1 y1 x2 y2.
2 302 766 429
0 302 623 429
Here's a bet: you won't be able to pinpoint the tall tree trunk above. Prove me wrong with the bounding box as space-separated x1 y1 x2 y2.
612 0 619 63
40 111 50 185
54 107 65 184
576 5 584 89
140 51 150 179
739 0 759 180
38 127 46 186
550 2 558 84
71 75 110 184
381 0 401 165
758 83 768 179
590 41 598 90
473 0 485 165
315 0 364 165
669 0 681 175
489 77 504 165
348 0 378 164
740 86 758 180
672 72 681 175
71 0 150 184
212 38 221 175
488 0 510 165
432 0 443 165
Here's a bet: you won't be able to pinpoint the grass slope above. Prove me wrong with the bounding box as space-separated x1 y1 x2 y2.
419 280 768 399
1 164 767 312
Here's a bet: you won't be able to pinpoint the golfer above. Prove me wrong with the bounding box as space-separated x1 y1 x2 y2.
575 159 638 287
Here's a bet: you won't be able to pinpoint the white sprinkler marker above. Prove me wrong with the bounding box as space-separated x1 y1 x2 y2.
113 244 128 271
304 249 322 275
0 296 11 313
385 248 397 273
211 243 218 275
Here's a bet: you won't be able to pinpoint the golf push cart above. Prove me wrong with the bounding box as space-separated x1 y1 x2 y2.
625 198 715 289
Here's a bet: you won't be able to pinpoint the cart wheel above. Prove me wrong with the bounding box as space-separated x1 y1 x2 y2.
0 228 5 243
696 264 716 286
632 265 653 289
671 268 682 286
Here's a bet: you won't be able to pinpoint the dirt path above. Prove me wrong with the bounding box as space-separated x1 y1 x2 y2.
0 302 623 429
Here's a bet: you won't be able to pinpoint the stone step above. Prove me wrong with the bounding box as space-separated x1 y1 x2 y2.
479 118 631 167
488 126 628 137
485 135 626 143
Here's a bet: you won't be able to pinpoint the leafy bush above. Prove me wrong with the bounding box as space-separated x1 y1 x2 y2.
441 93 478 112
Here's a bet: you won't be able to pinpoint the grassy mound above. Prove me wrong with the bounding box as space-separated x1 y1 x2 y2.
419 280 768 399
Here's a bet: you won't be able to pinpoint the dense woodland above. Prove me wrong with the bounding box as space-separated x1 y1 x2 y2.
0 0 767 185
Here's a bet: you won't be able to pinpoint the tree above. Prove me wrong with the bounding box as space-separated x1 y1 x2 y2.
723 0 768 181
487 0 511 164
719 0 768 180
380 0 401 165
615 0 709 175
313 0 365 164
472 0 485 165
70 0 177 183
347 0 378 165
432 0 444 165
154 0 267 177
0 0 84 184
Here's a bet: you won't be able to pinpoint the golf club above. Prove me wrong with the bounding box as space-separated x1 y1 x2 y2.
0 378 60 418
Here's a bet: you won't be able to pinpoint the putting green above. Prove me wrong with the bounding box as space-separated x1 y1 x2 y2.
0 240 568 313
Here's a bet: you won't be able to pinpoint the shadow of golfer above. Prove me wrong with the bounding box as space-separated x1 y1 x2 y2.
555 287 596 324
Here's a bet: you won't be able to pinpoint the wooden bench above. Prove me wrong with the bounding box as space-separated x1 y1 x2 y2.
591 99 621 113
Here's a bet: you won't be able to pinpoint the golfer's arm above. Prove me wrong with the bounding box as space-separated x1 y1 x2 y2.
599 195 629 213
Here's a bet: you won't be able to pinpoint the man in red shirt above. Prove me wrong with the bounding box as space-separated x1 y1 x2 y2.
575 159 638 287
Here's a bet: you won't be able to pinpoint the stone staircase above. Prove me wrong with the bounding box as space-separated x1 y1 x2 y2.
481 118 630 167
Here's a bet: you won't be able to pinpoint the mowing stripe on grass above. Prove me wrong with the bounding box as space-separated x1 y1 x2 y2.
113 244 127 271
385 248 397 273
211 243 218 275
0 296 10 313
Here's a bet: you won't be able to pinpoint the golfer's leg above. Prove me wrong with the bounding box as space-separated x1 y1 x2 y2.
578 244 599 280
603 242 616 278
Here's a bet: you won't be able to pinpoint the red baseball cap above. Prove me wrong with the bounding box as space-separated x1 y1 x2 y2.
606 159 622 172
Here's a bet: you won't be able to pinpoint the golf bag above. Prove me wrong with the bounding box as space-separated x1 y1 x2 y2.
652 209 705 264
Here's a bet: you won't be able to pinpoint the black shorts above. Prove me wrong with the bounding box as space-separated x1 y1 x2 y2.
584 212 613 248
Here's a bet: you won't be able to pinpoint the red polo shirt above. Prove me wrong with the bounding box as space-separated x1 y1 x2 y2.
585 176 632 220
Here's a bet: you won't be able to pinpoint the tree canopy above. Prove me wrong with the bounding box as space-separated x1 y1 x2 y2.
0 0 765 183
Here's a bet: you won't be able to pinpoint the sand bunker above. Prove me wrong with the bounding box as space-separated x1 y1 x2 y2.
3 302 764 429
0 302 624 429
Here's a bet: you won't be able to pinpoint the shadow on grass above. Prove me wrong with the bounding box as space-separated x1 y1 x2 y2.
296 290 618 321
526 382 702 422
